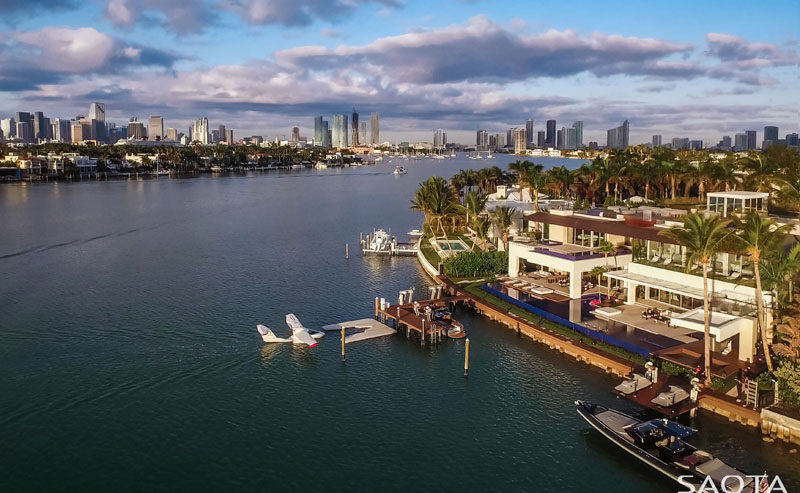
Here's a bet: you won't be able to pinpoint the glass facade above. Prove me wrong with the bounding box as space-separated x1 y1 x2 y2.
708 194 767 217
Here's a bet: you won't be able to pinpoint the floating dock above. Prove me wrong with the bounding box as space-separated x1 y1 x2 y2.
321 318 396 343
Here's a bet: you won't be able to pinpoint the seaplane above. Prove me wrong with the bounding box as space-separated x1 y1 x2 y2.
256 314 325 347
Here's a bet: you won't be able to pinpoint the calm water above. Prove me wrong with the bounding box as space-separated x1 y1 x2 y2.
2 154 798 491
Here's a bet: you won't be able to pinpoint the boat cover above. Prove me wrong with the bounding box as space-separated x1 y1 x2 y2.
696 459 753 487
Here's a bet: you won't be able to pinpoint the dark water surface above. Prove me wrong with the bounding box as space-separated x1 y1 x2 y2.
2 155 798 491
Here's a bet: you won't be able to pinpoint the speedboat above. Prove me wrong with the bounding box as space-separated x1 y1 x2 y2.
393 166 407 175
614 373 652 395
256 314 324 347
575 401 756 492
432 308 466 339
408 229 423 237
369 229 392 252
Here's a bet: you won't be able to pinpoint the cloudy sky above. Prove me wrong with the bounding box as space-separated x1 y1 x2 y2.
0 0 797 144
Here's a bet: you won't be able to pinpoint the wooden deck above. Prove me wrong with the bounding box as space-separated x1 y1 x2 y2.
375 295 471 345
617 375 698 417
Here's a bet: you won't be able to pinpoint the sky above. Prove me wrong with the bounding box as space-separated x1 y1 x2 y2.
0 0 798 145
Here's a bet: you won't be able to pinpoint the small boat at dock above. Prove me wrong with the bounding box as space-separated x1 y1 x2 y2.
393 166 407 175
575 400 757 492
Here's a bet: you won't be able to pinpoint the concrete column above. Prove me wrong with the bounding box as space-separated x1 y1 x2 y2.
627 282 637 304
508 245 520 277
569 268 582 299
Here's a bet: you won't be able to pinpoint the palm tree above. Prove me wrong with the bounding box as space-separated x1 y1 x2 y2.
732 212 794 371
410 176 459 239
661 213 731 386
492 206 516 252
595 239 617 267
463 191 487 230
760 244 800 311
526 168 547 212
545 166 574 199
588 265 609 302
474 216 490 251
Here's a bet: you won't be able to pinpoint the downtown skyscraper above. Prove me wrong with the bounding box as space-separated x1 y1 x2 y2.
606 120 629 149
351 108 359 146
370 113 379 146
545 120 556 148
332 114 348 148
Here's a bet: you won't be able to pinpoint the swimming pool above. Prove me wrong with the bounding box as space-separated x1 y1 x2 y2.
437 240 467 251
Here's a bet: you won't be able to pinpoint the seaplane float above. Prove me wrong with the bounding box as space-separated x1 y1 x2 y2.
257 314 325 347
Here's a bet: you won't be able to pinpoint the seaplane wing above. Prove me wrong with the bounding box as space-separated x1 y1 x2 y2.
256 324 292 343
292 327 318 347
285 314 305 331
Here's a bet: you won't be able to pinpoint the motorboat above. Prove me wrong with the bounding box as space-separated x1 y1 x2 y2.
408 229 423 237
446 321 466 339
431 308 466 339
256 314 324 347
575 401 756 492
393 166 407 175
614 373 652 395
651 385 691 408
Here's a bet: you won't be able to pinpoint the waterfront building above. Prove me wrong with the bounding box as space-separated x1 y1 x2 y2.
332 114 348 148
514 128 526 154
71 121 84 143
745 130 757 150
360 122 367 146
351 108 359 147
166 128 178 141
476 130 488 151
370 113 379 146
689 140 703 150
525 119 534 146
218 125 226 143
493 133 506 151
536 130 545 148
148 116 164 141
545 119 556 148
672 137 689 150
606 120 629 149
505 190 798 366
16 121 32 141
314 116 324 146
433 128 447 150
52 118 71 143
652 135 662 147
128 118 145 140
572 121 583 149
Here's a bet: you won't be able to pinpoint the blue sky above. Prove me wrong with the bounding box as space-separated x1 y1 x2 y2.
1 0 797 144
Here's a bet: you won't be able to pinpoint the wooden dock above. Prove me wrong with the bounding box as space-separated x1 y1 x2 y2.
375 295 471 346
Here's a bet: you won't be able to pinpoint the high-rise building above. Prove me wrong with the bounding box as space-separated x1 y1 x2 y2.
506 129 513 149
226 130 234 144
652 135 662 147
565 127 578 150
167 128 178 141
33 112 50 141
763 126 779 149
719 136 732 150
147 116 163 141
672 137 690 150
71 121 84 143
128 118 145 140
493 133 506 150
536 131 545 148
734 133 748 151
314 116 324 146
476 130 488 151
332 114 348 148
433 128 447 149
572 121 583 149
525 119 534 145
557 127 565 149
52 118 70 143
16 121 32 141
211 130 220 143
325 127 332 149
351 108 359 147
1 117 15 138
291 126 300 142
514 128 526 154
370 113 379 146
606 120 629 149
745 130 757 150
190 117 209 143
218 125 226 143
689 140 703 150
89 103 105 122
786 133 799 147
359 122 367 145
545 120 556 148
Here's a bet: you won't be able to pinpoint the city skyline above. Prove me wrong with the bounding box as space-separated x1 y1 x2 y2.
0 0 797 143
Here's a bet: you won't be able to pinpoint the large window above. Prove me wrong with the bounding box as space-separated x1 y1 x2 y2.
573 228 605 247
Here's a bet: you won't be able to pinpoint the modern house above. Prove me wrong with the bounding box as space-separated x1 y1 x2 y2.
499 191 792 366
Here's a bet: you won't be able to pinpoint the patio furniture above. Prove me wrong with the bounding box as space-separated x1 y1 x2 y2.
729 271 741 280
651 255 660 263
663 257 672 266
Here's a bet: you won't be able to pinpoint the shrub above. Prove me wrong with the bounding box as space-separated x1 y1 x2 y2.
659 360 695 380
775 361 800 407
442 251 508 278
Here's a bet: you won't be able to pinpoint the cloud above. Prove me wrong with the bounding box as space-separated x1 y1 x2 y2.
218 0 402 27
104 0 215 34
274 16 695 84
0 27 180 91
0 0 77 20
320 28 343 39
706 33 799 68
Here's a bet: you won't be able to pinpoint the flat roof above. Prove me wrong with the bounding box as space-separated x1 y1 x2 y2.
525 212 679 244
547 243 594 254
707 191 769 199
603 270 706 299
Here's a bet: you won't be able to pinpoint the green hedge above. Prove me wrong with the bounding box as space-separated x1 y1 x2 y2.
443 251 508 277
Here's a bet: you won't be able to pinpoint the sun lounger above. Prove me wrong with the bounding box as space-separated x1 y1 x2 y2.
663 257 672 266
651 255 660 262
729 271 741 280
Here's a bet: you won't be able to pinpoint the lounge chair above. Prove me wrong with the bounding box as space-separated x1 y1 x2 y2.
663 257 672 266
729 271 741 280
651 385 690 407
651 255 660 263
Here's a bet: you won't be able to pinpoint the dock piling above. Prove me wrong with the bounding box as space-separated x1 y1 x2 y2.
341 327 346 361
464 338 470 377
346 243 349 259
